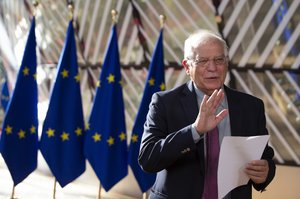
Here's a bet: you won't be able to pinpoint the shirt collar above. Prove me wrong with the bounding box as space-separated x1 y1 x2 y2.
192 82 228 109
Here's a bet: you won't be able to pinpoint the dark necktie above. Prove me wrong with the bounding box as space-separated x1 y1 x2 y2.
203 127 220 199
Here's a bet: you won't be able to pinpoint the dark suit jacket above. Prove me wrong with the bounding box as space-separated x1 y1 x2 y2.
138 81 276 199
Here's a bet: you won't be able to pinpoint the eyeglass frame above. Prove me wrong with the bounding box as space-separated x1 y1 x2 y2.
186 55 229 68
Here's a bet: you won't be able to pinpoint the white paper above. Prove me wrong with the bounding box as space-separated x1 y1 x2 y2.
218 135 270 199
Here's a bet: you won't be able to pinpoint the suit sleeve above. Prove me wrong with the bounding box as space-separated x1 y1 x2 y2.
252 99 276 191
138 93 198 173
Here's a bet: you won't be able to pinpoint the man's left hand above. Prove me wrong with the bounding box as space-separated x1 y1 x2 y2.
245 159 269 184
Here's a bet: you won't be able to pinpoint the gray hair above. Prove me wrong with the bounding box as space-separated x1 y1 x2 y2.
183 29 229 59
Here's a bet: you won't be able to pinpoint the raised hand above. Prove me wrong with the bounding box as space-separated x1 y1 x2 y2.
193 89 228 134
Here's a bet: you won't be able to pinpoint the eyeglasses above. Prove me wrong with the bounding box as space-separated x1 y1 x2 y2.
189 55 228 67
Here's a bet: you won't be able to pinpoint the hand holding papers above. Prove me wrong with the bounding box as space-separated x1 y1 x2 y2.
218 135 270 199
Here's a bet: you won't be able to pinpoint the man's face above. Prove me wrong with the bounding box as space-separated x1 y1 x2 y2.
183 40 228 95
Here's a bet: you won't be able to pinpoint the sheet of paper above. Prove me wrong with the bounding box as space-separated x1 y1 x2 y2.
218 135 270 199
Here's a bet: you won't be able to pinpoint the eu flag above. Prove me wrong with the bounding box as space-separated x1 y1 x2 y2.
0 17 38 186
0 80 10 112
128 29 165 192
39 20 85 187
84 24 128 191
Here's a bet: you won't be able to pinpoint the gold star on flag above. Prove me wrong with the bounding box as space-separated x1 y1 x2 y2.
119 132 126 141
33 73 37 80
107 136 114 146
5 125 12 135
107 74 115 83
75 127 82 136
85 122 90 130
92 133 101 142
61 132 69 141
148 78 155 86
30 125 36 134
18 130 26 139
74 73 80 82
160 82 166 91
96 80 101 87
119 79 124 87
61 69 69 78
131 134 138 143
23 67 29 76
46 128 55 137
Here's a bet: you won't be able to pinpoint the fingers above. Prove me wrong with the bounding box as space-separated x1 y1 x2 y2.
215 109 228 123
203 89 224 110
196 89 227 133
214 89 225 109
206 89 218 106
200 94 209 111
244 160 269 184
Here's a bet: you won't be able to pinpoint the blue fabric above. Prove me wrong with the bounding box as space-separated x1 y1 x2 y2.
39 20 85 187
273 0 298 55
84 25 128 191
128 29 165 192
0 17 38 186
0 80 10 112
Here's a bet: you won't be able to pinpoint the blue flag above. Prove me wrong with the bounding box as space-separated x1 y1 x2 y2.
39 20 85 187
273 0 300 100
84 24 128 191
128 29 165 192
273 0 298 55
0 17 38 186
0 80 10 112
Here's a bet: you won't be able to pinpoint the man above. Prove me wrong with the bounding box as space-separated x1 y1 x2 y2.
138 30 276 199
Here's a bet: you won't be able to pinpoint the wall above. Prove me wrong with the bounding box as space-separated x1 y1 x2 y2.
253 165 300 199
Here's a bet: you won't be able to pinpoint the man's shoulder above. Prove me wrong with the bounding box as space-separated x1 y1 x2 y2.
156 82 189 98
225 86 263 104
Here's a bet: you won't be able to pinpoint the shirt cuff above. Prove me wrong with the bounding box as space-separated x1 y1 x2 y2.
191 124 204 143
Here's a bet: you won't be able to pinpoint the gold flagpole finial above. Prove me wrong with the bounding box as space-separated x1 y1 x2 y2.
68 2 74 21
159 14 166 28
111 9 118 24
32 0 39 16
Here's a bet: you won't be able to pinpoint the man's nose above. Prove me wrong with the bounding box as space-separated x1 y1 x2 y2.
206 60 217 70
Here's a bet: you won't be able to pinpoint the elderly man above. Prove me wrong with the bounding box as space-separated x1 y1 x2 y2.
138 30 276 199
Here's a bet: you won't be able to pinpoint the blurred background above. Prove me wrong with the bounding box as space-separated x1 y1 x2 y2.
0 0 299 198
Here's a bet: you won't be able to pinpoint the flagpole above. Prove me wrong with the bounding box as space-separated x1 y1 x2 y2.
68 1 74 21
10 186 15 199
53 7 72 197
143 16 165 199
159 14 166 28
140 16 166 199
98 181 102 199
8 2 38 199
53 179 57 199
142 192 147 199
32 0 39 16
111 9 118 25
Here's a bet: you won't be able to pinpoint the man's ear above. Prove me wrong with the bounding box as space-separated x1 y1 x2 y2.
182 59 190 75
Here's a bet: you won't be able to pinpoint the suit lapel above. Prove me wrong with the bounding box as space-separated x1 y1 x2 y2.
180 81 205 175
180 81 199 124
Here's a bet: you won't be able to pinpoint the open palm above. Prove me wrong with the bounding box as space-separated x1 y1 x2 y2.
193 89 228 134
